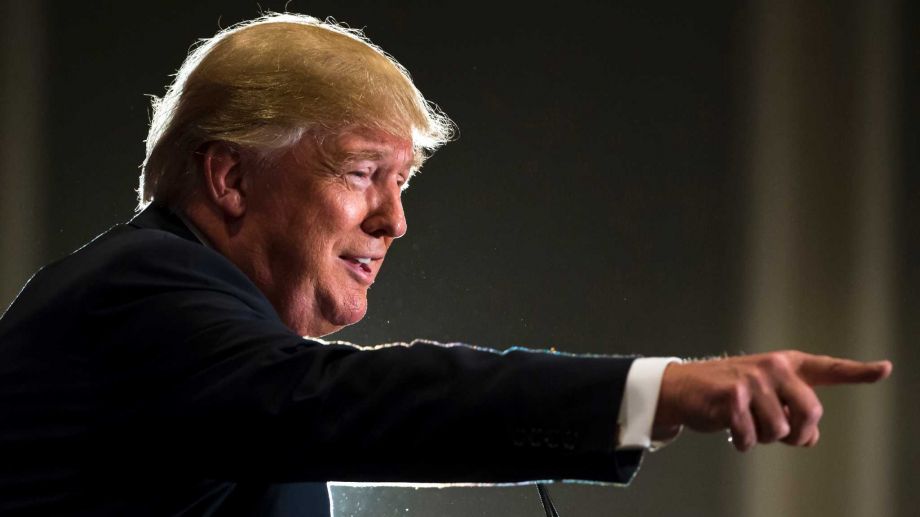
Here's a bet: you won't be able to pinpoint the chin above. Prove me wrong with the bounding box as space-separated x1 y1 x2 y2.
312 293 367 335
334 302 368 327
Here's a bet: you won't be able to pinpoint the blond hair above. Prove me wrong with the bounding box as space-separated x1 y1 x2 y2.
139 13 453 210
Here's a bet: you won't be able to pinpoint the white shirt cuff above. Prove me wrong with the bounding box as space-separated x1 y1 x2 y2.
617 357 682 450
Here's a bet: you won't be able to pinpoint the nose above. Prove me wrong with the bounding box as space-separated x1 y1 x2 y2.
362 184 407 239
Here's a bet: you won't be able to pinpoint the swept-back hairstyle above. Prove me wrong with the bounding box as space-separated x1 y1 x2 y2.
139 13 453 210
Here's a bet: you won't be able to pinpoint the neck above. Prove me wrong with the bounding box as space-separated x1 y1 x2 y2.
181 199 237 258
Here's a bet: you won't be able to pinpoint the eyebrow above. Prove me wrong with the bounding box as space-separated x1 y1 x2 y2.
339 149 386 162
337 148 424 173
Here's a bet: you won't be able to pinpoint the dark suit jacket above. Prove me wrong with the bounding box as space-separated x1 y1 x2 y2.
0 205 641 516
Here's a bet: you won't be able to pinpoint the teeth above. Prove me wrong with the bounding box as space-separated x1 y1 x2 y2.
356 257 371 265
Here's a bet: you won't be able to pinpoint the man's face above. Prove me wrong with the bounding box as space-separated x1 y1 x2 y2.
241 128 412 336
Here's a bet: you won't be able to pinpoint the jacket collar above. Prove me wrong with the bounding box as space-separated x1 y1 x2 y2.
128 204 201 245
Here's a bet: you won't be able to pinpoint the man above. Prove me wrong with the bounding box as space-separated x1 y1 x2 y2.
0 13 891 517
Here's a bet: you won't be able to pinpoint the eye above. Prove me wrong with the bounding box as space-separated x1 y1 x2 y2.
397 174 411 191
345 169 372 186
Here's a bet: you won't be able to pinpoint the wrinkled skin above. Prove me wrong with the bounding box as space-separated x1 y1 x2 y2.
186 128 413 336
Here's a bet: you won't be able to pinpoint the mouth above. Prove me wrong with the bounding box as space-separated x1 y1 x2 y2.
339 255 380 284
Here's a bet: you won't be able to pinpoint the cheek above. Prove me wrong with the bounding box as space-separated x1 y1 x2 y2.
305 194 370 250
277 187 369 273
329 190 367 226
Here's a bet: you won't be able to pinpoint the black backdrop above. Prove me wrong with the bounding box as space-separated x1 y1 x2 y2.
47 2 743 356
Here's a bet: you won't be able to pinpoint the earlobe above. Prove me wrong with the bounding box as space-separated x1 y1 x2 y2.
199 141 246 218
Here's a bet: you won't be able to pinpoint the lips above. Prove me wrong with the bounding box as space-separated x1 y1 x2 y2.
343 256 372 273
339 254 381 284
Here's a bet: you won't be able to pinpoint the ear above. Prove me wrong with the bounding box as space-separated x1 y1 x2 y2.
198 141 246 218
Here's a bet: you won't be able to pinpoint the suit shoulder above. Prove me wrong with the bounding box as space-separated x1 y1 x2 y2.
81 225 241 284
12 224 274 322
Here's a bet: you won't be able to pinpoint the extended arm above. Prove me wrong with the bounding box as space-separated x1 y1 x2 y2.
85 232 642 484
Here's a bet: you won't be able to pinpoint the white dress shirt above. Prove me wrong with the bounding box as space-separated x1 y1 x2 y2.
617 357 683 450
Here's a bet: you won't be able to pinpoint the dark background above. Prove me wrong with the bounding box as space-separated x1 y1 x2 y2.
1 1 915 516
42 1 745 357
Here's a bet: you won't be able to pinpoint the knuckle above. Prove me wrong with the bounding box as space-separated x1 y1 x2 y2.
783 349 802 362
761 352 791 373
805 403 824 423
827 361 845 376
776 420 791 438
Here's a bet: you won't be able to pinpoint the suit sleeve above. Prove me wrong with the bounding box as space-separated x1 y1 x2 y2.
85 232 642 485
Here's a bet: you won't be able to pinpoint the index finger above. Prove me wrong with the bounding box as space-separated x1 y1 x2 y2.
797 356 892 386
